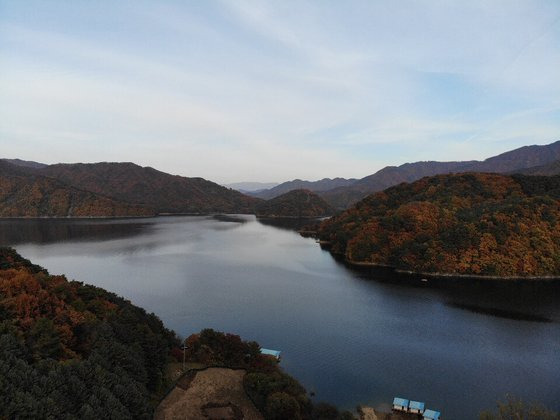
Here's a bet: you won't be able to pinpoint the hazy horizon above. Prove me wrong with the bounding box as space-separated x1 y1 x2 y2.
2 1 560 183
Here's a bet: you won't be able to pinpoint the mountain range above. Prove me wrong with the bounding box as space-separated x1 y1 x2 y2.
2 140 560 217
253 140 560 209
250 177 357 200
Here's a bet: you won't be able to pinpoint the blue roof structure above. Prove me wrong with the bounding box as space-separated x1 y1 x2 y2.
424 409 441 420
392 397 409 407
409 400 425 411
260 348 281 359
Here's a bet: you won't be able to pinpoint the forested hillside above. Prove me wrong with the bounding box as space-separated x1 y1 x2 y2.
38 162 260 214
0 248 179 418
317 173 560 277
256 189 335 218
0 161 153 218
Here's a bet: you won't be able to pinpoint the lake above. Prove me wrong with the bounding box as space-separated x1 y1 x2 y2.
1 216 559 419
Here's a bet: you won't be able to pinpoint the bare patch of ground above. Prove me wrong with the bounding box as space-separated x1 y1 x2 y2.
155 367 263 420
358 406 419 420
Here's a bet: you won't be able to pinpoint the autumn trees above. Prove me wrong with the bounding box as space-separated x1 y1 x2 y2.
317 173 560 277
0 247 179 418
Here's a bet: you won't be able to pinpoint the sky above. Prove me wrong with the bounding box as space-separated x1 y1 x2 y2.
1 1 560 184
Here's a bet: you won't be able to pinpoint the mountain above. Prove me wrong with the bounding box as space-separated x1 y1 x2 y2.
36 162 261 214
0 158 47 169
514 160 560 176
224 181 279 192
317 172 560 277
251 177 356 200
319 140 560 209
321 161 476 209
0 247 179 417
470 140 560 173
256 189 335 218
0 161 153 217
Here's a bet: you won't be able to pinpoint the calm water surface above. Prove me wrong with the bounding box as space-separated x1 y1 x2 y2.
1 216 559 419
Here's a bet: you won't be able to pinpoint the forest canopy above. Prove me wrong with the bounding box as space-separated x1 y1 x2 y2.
0 247 179 418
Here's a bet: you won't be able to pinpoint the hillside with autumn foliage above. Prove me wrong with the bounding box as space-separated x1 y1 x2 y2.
256 189 335 218
317 173 560 277
0 247 180 418
0 160 262 217
0 161 154 218
37 162 261 214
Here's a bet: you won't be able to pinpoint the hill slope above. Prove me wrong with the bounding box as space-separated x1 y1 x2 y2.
317 173 560 277
37 162 260 215
0 161 153 217
321 161 476 209
0 158 47 169
256 189 335 218
0 247 179 418
514 160 560 176
471 140 560 173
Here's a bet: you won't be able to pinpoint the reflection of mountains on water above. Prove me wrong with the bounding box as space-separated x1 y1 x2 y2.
256 217 322 232
0 219 152 246
330 256 560 323
447 302 553 322
212 214 249 224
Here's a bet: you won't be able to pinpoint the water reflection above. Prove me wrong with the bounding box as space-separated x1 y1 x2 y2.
256 217 320 231
0 218 153 246
447 302 553 322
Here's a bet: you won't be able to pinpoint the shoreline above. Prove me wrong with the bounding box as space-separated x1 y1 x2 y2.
256 215 330 219
319 244 560 283
0 212 254 220
347 257 560 282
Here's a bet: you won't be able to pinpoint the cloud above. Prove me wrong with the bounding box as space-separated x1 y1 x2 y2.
1 1 560 182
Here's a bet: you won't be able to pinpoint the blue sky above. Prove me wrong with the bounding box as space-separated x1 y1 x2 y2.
1 0 560 183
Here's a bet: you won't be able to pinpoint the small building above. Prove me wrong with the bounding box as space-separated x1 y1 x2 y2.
260 348 281 360
423 409 441 420
392 397 409 412
408 400 425 414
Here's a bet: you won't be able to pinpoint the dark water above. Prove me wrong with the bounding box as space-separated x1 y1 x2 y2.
1 216 559 419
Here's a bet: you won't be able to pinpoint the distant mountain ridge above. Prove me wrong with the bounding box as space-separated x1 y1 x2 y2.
472 141 560 172
513 159 560 176
254 140 560 209
3 140 560 217
251 177 357 200
225 181 279 192
0 158 47 169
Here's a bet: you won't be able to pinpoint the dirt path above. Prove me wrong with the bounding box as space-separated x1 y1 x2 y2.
155 367 263 420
